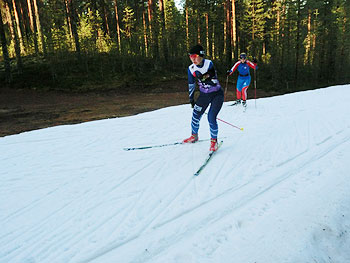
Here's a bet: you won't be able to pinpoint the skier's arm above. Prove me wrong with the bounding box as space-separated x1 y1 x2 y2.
205 61 216 79
227 61 240 75
247 60 258 70
188 68 196 102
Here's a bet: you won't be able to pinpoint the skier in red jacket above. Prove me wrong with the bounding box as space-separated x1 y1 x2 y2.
227 53 257 108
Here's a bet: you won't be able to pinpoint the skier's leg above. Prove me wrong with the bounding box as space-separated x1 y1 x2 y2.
236 89 242 100
236 77 244 101
207 90 224 139
191 94 210 135
241 76 251 101
242 85 249 101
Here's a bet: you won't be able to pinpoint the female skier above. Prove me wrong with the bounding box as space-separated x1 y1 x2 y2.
182 44 224 152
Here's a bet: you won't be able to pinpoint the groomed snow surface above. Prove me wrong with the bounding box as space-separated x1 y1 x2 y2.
1 85 350 263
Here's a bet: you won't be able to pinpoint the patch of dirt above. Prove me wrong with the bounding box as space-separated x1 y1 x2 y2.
0 79 281 137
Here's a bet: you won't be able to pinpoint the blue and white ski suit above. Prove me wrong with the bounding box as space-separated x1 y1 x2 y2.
188 59 224 139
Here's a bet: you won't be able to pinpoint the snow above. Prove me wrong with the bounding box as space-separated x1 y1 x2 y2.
1 85 350 263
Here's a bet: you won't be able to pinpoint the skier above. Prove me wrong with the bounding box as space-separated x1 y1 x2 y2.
226 53 257 108
183 44 224 152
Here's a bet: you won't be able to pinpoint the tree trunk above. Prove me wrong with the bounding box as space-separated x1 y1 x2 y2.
5 2 15 49
276 1 280 45
27 0 34 30
159 0 168 61
223 1 227 55
205 12 209 57
100 0 110 36
196 10 200 43
225 0 232 62
295 0 301 82
6 1 23 72
64 0 72 38
280 0 286 78
304 9 312 65
148 0 158 59
12 0 25 53
212 23 215 59
231 0 237 59
18 0 30 44
26 0 38 54
251 0 255 42
114 0 121 53
142 8 148 56
89 0 99 48
32 0 46 56
0 7 12 83
185 7 189 51
67 0 81 58
147 0 153 56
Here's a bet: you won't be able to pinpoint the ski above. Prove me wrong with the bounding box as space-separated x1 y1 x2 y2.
123 139 211 151
194 141 223 176
228 102 247 112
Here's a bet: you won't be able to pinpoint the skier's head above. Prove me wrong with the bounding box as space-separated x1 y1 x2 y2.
189 44 205 65
189 44 205 57
239 53 247 60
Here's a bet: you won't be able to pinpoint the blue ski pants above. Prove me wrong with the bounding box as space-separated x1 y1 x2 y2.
236 76 251 101
191 89 224 139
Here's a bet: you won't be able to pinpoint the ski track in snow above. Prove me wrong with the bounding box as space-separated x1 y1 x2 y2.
82 126 349 263
0 85 349 263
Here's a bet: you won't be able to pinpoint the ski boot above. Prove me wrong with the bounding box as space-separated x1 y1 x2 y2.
242 100 247 108
183 134 198 143
209 138 218 152
231 99 241 106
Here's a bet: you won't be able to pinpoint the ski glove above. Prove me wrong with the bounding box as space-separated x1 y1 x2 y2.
194 71 210 82
190 99 196 108
194 71 203 79
252 57 258 63
226 70 232 76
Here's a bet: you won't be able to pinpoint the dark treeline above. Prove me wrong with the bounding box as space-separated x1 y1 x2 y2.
0 0 350 92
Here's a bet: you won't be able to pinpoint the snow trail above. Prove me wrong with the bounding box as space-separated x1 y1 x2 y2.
1 85 349 263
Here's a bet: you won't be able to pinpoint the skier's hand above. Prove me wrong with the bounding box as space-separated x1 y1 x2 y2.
226 70 231 76
194 71 203 79
252 57 258 63
190 99 196 108
195 71 211 82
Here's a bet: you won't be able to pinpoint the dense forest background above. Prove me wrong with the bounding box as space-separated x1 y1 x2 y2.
0 0 350 93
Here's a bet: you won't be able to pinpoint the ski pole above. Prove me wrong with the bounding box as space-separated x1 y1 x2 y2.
224 76 228 102
217 116 244 131
254 68 257 109
204 112 243 131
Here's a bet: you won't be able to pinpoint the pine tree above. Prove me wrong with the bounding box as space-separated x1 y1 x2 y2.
242 0 266 56
0 5 11 83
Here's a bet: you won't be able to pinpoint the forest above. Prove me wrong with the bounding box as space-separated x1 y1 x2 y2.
0 0 349 93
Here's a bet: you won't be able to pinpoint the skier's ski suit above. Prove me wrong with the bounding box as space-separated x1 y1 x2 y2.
188 59 224 139
229 60 257 101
